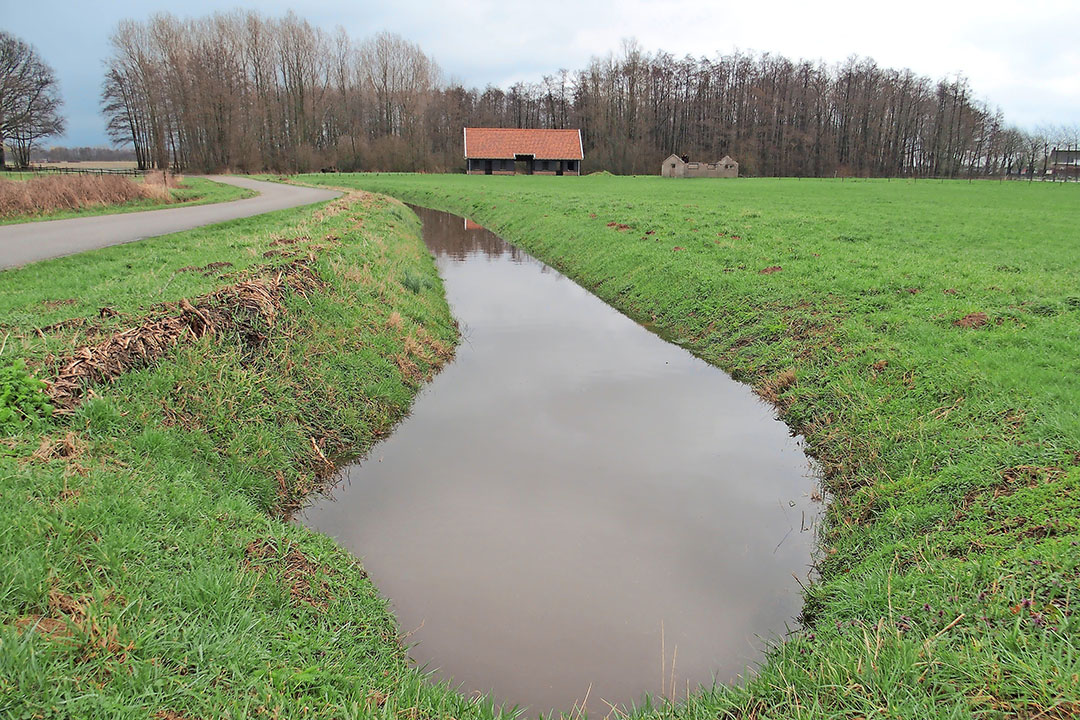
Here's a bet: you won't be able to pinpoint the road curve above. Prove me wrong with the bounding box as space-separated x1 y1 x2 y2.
0 176 341 270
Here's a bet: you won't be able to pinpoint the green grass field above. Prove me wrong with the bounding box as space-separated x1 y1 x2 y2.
284 173 1080 718
0 192 508 718
3 173 1078 719
0 175 253 225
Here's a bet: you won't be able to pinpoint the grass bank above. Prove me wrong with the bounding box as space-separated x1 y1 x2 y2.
0 192 507 718
0 175 253 225
292 173 1080 718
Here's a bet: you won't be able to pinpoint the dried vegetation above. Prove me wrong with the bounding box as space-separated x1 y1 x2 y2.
0 174 173 217
46 260 323 413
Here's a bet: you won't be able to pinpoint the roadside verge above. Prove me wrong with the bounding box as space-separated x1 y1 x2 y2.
0 191 504 719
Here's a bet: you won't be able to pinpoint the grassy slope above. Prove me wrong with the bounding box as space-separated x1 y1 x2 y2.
0 176 254 225
293 174 1080 719
0 193 508 719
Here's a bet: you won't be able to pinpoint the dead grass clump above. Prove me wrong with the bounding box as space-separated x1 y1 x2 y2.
14 590 90 642
269 236 307 247
177 261 234 275
46 260 324 413
154 711 194 720
402 335 429 363
244 538 333 609
311 191 374 222
759 369 798 405
954 312 988 328
414 325 454 363
0 174 171 217
14 615 71 640
141 172 185 189
1001 465 1065 488
42 298 77 309
394 353 422 384
14 589 131 666
30 432 86 463
760 266 783 274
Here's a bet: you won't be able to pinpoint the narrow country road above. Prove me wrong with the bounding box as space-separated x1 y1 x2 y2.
0 176 341 270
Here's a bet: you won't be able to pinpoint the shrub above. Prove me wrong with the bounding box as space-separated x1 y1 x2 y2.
0 359 52 433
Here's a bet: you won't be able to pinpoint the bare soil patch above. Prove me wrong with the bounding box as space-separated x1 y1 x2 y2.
954 312 988 328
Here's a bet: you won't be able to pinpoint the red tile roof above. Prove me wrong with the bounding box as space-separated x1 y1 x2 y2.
464 128 583 160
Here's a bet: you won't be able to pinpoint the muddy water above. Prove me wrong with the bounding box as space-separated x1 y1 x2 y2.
298 207 819 716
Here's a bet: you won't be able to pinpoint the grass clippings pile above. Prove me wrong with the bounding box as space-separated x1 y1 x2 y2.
46 259 323 412
0 192 500 719
295 172 1080 720
0 174 171 218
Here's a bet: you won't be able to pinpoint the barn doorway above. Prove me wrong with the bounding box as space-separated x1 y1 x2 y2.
514 153 534 175
484 160 492 175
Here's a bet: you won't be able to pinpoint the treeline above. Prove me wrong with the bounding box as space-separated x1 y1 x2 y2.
100 10 1075 176
33 146 137 163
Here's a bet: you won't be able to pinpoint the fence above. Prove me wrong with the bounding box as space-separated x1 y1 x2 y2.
1 165 146 177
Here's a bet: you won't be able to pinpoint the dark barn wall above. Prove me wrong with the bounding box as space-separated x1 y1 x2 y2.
466 158 579 175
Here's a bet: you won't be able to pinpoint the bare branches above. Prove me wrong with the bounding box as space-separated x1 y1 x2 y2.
0 31 66 167
96 13 1054 178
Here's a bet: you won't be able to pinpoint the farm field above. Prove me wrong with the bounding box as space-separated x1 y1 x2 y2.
0 193 493 718
34 161 139 170
285 173 1080 718
0 175 253 224
2 173 1078 719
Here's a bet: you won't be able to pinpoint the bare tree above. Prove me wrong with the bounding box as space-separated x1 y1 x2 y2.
0 31 66 167
97 11 1055 177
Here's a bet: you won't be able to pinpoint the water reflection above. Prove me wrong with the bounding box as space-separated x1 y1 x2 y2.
419 209 530 263
299 206 819 717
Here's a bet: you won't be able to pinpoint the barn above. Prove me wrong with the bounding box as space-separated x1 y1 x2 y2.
661 154 738 178
1049 147 1080 180
464 128 583 175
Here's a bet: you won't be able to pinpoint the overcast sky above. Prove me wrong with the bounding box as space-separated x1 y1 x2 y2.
7 0 1079 147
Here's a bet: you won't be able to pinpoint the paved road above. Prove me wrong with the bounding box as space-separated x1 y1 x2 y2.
0 176 341 270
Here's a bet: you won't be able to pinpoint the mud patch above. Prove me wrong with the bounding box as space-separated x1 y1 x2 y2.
954 312 988 328
760 266 782 274
46 260 323 413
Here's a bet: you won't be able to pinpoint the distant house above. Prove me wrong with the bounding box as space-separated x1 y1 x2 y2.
661 154 738 178
464 127 583 175
1049 148 1080 180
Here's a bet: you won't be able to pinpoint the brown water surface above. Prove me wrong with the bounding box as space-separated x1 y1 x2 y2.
298 206 819 716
